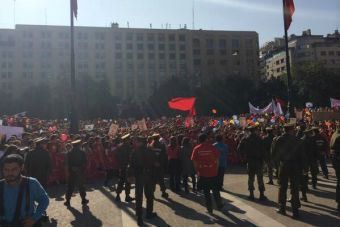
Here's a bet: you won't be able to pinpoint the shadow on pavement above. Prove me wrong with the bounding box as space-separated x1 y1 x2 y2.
67 205 103 227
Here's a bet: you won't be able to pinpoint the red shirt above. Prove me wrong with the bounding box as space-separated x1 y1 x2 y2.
191 142 220 177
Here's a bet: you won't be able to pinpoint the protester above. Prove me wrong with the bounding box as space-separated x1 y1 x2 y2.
330 122 340 212
191 134 224 214
167 136 181 192
180 137 196 193
0 154 49 227
213 134 228 191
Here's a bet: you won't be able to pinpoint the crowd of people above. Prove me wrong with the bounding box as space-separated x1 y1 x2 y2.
0 113 339 226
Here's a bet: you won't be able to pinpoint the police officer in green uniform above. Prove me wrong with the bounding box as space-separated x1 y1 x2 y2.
116 134 135 202
302 128 319 189
263 127 275 185
129 136 158 226
330 122 340 212
272 123 303 218
64 139 89 207
237 125 267 201
313 127 329 179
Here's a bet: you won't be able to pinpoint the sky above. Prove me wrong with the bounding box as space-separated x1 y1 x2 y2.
0 0 339 45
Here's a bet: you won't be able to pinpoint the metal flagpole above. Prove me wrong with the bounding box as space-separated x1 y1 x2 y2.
282 0 294 117
70 0 79 133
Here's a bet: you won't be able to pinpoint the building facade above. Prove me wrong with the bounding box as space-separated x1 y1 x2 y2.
0 24 259 102
260 29 340 79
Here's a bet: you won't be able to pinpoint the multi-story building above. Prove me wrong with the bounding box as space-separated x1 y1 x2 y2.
260 29 340 79
0 24 259 102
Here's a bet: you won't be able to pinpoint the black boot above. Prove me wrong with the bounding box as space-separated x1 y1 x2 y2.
137 217 144 226
82 199 89 206
259 192 268 201
145 212 158 219
248 191 255 200
276 207 286 215
115 194 121 202
125 196 135 202
64 200 71 207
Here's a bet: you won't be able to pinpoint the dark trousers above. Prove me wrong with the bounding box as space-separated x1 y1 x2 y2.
116 169 131 196
309 161 319 187
105 169 119 185
332 155 340 204
135 174 155 219
266 161 274 182
66 170 86 201
198 176 222 211
217 167 225 190
183 174 196 191
247 161 265 192
278 162 299 212
154 168 167 193
319 154 329 177
168 159 181 191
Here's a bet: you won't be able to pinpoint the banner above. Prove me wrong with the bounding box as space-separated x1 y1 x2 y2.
330 98 340 108
108 124 119 137
0 126 24 140
84 124 94 131
249 102 274 114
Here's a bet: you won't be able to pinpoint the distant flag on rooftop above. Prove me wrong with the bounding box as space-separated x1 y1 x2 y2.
284 0 295 31
71 0 78 19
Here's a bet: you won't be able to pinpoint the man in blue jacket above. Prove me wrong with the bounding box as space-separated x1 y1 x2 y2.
214 134 228 191
0 154 49 227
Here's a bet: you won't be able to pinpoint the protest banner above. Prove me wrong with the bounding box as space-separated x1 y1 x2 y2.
0 126 24 140
84 124 94 131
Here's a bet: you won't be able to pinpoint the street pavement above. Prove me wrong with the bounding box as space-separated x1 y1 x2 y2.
43 165 340 227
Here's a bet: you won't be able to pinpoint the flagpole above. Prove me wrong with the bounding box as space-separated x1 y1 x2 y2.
70 0 78 133
282 0 294 117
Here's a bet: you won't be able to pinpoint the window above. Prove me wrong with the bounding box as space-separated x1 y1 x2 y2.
159 53 165 60
179 35 186 42
127 43 133 50
281 66 285 71
206 39 214 48
246 49 253 56
329 51 335 56
169 44 176 51
169 34 175 41
220 60 227 66
147 34 155 41
148 53 155 60
281 59 284 63
169 53 176 60
207 49 214 55
336 51 340 56
193 49 201 55
220 50 227 55
137 43 144 50
126 33 133 41
115 34 122 41
219 39 226 48
138 63 145 69
159 44 165 51
194 59 201 66
320 51 326 56
158 34 165 41
179 44 186 51
137 34 144 41
115 43 122 50
115 53 122 59
276 60 280 65
148 44 154 50
232 39 240 48
193 38 200 47
277 68 280 73
127 53 133 59
180 53 186 60
137 53 144 60
207 59 215 66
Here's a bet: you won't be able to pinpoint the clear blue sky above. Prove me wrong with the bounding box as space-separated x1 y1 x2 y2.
0 0 339 45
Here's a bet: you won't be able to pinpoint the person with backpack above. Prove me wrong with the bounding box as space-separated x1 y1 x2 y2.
0 154 49 227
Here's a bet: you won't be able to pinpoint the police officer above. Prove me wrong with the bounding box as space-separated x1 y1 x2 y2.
330 122 340 212
302 128 319 189
150 133 169 199
313 127 329 179
129 136 158 226
272 123 303 218
237 125 267 201
263 127 275 185
64 139 89 207
25 137 52 189
116 134 135 202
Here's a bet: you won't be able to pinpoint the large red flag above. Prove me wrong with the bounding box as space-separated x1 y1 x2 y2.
284 0 295 31
71 0 78 19
168 97 196 115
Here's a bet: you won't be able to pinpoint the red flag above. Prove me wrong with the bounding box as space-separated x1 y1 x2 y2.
284 0 295 31
71 0 78 19
168 97 196 113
